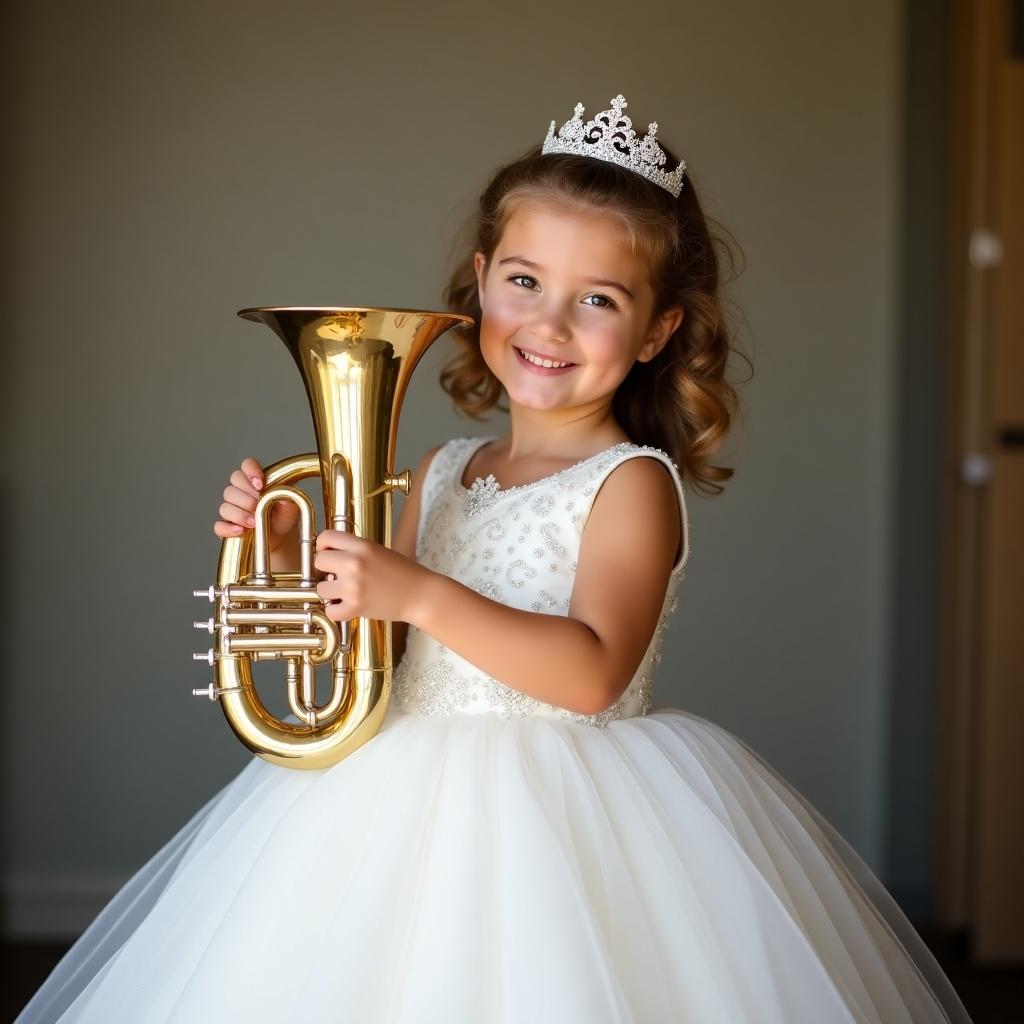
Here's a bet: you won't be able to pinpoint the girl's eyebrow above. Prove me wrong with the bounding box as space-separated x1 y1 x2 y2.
497 255 635 302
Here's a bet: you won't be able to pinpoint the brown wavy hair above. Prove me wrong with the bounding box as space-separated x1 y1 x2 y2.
440 142 748 496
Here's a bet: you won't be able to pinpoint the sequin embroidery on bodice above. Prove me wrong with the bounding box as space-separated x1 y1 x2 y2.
391 436 691 726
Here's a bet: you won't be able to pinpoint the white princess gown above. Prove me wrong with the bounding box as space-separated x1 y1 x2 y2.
17 435 972 1023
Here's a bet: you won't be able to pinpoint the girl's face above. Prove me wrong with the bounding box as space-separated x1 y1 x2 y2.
473 201 682 417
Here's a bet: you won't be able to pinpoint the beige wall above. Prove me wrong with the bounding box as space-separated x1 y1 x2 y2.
3 0 941 936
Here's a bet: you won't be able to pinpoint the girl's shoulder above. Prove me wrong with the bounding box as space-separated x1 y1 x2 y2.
412 436 490 528
573 442 690 576
421 435 489 488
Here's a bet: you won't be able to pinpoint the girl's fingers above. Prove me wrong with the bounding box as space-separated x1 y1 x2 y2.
229 468 259 496
214 460 264 539
239 457 264 491
219 500 257 528
222 484 258 513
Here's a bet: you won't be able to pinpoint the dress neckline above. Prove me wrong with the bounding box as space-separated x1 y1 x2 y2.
453 435 637 498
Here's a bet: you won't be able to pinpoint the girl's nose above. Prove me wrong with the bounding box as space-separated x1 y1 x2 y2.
527 302 571 346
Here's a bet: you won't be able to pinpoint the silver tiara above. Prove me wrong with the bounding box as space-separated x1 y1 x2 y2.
541 94 686 198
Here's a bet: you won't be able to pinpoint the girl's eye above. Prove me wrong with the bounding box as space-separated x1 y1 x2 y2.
507 273 538 289
505 274 618 310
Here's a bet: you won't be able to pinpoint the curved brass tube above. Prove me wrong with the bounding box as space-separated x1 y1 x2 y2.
191 307 472 770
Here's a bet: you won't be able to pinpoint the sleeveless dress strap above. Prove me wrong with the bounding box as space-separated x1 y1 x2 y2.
415 437 489 553
579 445 690 574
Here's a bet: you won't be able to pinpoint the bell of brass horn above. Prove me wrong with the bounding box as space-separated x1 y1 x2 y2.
191 307 472 770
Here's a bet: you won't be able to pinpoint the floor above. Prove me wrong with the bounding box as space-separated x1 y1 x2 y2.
3 927 1022 1022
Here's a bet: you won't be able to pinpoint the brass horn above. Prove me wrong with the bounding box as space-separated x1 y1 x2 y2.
191 307 472 770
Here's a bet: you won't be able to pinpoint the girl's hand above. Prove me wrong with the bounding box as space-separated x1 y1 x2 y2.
313 529 432 624
213 457 300 551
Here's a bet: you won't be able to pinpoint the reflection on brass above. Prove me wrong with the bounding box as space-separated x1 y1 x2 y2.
191 307 472 770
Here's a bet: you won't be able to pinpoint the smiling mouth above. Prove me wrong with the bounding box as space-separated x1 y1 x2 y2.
514 346 577 369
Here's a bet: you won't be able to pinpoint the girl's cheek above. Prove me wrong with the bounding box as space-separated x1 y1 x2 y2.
478 309 522 364
481 294 524 332
477 314 507 377
584 324 630 363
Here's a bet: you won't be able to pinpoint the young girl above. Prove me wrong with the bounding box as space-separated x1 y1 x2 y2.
17 95 972 1023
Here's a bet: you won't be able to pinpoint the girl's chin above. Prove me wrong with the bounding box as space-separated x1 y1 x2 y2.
504 387 576 413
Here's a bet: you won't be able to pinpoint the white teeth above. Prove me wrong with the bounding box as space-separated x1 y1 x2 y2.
518 347 572 369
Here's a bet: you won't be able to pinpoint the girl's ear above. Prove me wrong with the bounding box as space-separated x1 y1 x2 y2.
473 251 487 308
637 307 684 363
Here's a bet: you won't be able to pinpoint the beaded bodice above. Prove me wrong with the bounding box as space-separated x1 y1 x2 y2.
391 436 691 727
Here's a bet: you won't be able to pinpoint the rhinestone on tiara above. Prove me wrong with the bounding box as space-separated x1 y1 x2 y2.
541 94 686 199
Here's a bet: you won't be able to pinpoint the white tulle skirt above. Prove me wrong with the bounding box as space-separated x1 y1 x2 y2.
16 704 972 1023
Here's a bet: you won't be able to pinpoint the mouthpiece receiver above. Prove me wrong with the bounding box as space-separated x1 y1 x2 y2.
385 469 411 496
